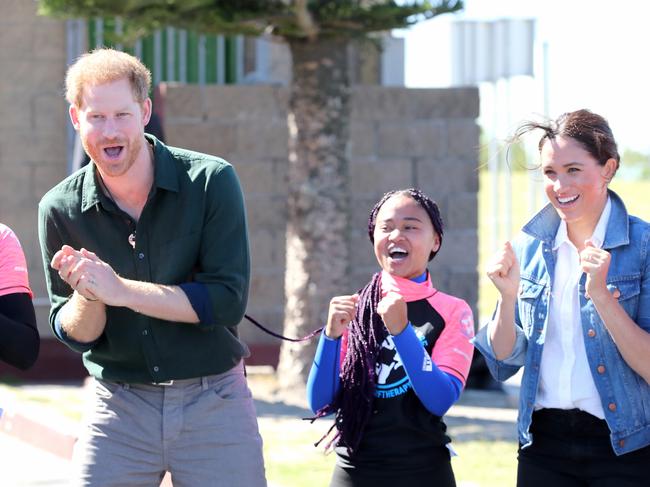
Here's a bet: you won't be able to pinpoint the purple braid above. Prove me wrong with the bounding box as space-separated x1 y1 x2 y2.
332 272 385 454
313 272 384 454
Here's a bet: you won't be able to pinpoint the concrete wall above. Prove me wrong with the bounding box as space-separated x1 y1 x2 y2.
0 1 68 337
159 84 480 348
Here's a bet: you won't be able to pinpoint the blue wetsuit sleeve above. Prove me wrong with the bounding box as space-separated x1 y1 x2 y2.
391 323 462 416
306 329 342 414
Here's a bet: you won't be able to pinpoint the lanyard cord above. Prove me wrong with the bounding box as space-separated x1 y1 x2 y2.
244 314 323 342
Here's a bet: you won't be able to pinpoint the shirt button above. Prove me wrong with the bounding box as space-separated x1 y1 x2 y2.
608 403 616 412
142 330 148 336
138 252 145 259
597 365 606 374
153 366 160 372
619 440 625 448
587 329 596 338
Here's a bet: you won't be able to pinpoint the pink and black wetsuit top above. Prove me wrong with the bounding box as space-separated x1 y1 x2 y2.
307 271 474 477
0 224 32 299
0 224 39 371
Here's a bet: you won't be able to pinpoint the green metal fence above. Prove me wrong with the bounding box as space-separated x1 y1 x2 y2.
87 18 242 86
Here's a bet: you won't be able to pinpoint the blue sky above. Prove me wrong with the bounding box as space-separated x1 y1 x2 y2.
397 0 650 153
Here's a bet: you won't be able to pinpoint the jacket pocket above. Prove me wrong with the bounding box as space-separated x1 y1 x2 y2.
517 279 546 336
608 278 640 318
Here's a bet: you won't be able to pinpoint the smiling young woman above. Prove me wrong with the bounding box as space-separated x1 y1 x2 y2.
306 188 474 487
539 134 616 248
475 109 650 487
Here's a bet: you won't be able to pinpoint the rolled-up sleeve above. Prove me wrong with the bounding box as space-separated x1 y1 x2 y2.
193 165 250 330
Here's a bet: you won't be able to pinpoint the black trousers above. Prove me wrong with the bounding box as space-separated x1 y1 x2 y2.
517 408 650 487
329 447 455 487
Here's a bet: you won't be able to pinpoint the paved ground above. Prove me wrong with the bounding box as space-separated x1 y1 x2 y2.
0 369 519 486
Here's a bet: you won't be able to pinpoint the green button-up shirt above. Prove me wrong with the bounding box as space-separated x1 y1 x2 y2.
38 136 250 383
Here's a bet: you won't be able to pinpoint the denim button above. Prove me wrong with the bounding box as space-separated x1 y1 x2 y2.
597 365 605 374
608 402 616 412
587 329 596 338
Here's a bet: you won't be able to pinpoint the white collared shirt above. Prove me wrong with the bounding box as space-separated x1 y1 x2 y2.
535 197 612 418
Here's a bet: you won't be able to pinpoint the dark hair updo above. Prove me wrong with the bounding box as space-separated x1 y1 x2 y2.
513 108 620 173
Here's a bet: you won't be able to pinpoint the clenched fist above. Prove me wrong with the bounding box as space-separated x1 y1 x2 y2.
486 242 520 299
325 294 359 339
580 239 611 301
377 292 408 335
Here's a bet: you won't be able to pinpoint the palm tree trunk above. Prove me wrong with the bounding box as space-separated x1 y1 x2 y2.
276 38 351 395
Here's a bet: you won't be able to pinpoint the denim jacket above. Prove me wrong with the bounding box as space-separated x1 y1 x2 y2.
474 190 650 455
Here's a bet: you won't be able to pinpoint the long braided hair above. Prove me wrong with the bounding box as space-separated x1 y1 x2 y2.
318 188 444 455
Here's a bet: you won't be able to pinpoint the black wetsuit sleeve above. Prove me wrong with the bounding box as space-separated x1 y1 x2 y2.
0 293 40 370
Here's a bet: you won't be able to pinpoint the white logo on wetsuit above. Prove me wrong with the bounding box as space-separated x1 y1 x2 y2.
374 329 428 399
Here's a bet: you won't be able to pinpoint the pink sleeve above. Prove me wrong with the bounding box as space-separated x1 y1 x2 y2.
430 295 474 386
0 225 32 298
339 328 349 368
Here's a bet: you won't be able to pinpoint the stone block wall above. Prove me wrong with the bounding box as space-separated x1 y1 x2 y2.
0 1 68 337
160 84 480 348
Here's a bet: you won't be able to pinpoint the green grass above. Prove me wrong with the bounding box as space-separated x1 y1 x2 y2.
0 384 85 423
260 418 335 486
452 440 518 487
478 170 650 321
260 417 518 487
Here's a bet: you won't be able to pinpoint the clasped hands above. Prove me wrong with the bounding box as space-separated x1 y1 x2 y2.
51 245 125 306
325 291 408 339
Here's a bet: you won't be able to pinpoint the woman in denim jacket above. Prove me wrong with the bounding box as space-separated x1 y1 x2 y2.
474 109 650 487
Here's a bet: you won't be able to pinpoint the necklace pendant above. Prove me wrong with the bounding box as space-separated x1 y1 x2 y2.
128 232 136 249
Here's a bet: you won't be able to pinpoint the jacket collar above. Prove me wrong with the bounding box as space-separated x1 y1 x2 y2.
80 135 178 213
522 189 629 250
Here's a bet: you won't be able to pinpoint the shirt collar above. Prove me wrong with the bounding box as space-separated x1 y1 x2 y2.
80 135 178 213
150 134 179 193
552 196 612 250
523 189 629 250
80 162 101 212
